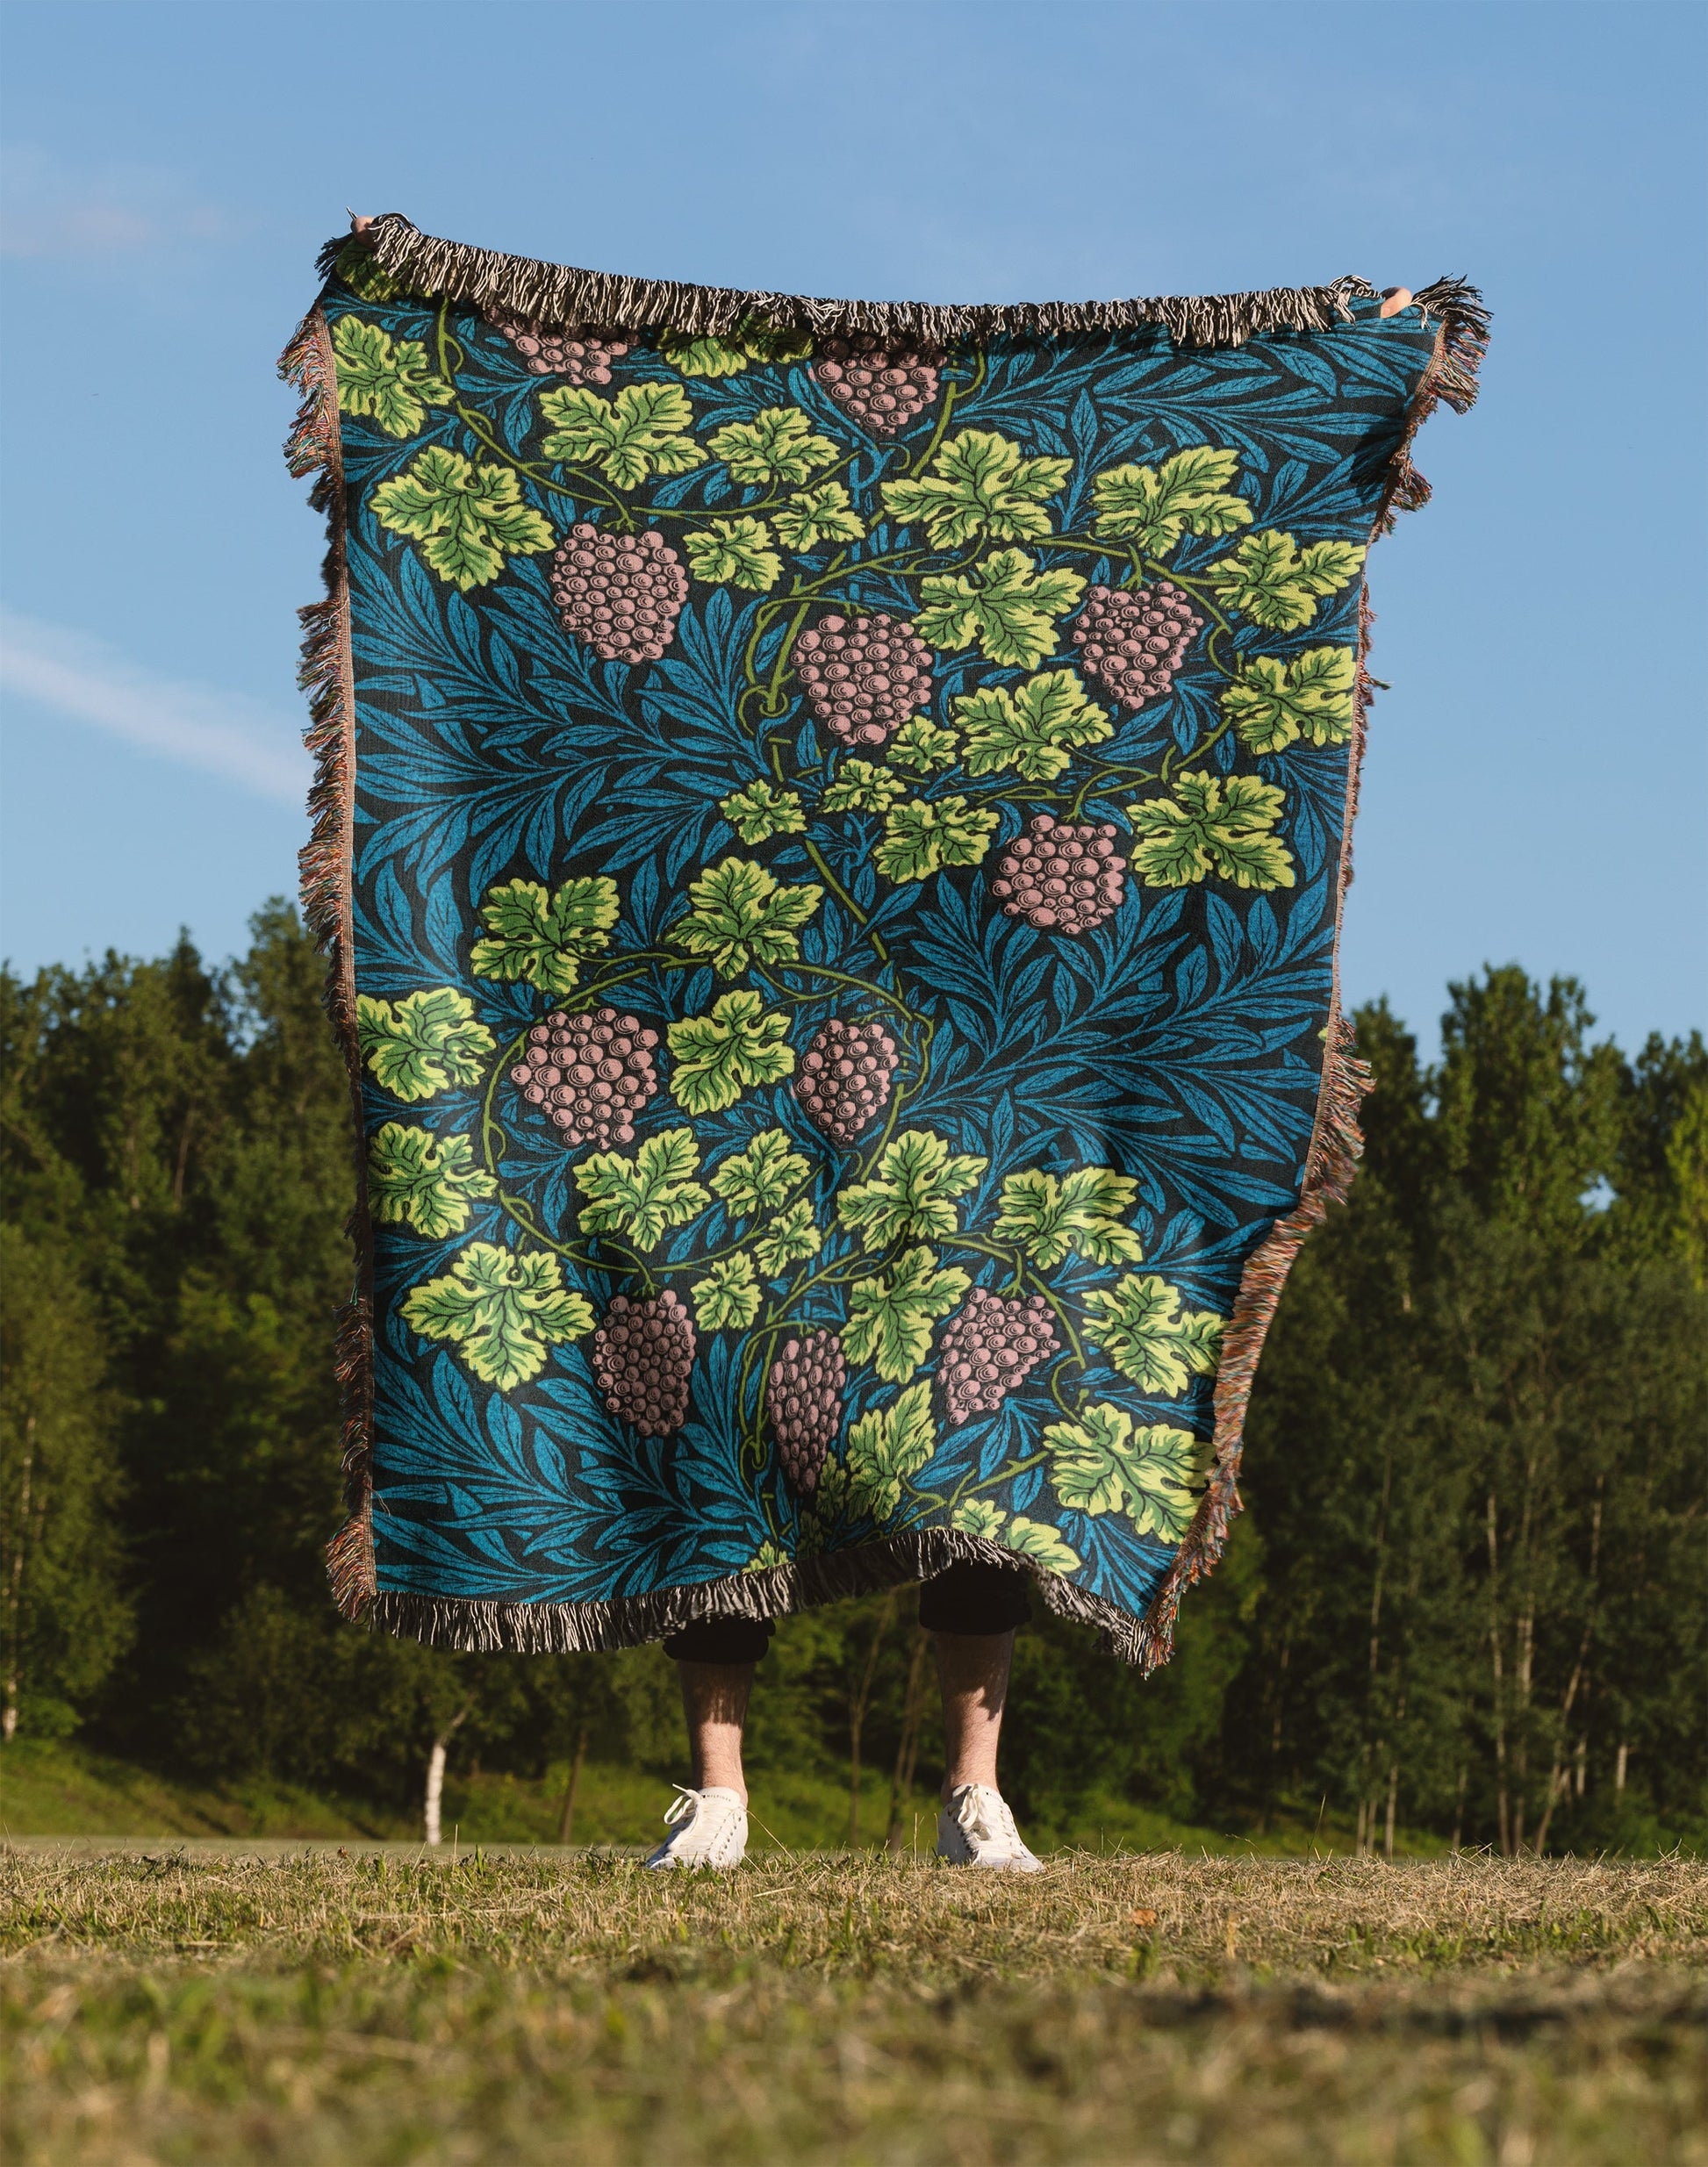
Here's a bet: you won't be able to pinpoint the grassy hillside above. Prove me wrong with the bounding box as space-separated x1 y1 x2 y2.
1 1738 1450 1858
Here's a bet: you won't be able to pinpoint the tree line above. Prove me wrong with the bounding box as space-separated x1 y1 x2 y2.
2 904 1702 1851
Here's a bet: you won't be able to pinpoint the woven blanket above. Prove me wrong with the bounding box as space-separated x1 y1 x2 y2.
283 215 1485 1665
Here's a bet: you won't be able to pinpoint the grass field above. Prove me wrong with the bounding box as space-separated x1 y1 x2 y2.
3 1847 1703 2164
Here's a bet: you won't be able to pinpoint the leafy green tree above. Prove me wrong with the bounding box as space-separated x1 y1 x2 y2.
0 1225 131 1738
1237 972 1706 1853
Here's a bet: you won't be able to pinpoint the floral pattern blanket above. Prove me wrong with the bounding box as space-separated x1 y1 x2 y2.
284 217 1483 1664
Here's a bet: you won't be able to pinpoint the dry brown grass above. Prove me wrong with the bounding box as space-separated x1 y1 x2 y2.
3 1848 1704 2163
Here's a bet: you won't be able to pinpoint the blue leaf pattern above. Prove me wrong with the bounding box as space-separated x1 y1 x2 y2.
318 269 1441 1636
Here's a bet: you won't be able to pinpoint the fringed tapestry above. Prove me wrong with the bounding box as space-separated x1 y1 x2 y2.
283 214 1485 1666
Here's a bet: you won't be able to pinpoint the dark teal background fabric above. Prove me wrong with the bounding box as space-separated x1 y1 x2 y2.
319 254 1437 1644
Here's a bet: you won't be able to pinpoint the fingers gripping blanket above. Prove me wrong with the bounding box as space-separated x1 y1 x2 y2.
283 216 1485 1665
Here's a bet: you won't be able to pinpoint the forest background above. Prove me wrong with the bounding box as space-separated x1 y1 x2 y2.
3 912 1703 1855
1 1 1704 1859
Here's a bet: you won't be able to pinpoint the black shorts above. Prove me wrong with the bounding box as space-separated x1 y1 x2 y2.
662 1561 1030 1666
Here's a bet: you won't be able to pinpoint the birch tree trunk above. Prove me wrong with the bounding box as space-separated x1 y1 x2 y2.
423 1704 471 1846
556 1726 588 1847
424 1741 448 1848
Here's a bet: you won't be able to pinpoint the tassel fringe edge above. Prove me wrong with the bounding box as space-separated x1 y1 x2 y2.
371 1528 1152 1661
334 212 1488 358
280 305 377 1620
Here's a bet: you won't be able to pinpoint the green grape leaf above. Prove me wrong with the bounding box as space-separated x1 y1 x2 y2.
1081 1274 1190 1396
332 244 405 302
356 988 495 1102
810 1459 850 1527
692 1252 761 1332
953 670 1112 783
710 1127 812 1216
842 1247 969 1384
469 875 620 994
331 318 451 439
400 1242 593 1391
669 857 823 978
822 759 907 814
873 795 999 884
719 779 807 843
572 1128 711 1251
1209 530 1366 632
1044 1403 1202 1540
772 481 865 551
951 1498 1008 1539
1090 445 1252 555
368 1123 498 1241
881 432 1072 549
708 406 840 488
746 1537 790 1574
684 516 782 593
844 1381 937 1523
658 332 754 379
886 718 961 773
991 1164 1144 1268
1174 1306 1224 1378
915 549 1087 671
370 448 554 592
666 991 795 1116
538 381 706 491
660 319 811 378
1221 645 1357 754
836 1130 987 1252
1127 771 1295 892
1004 1516 1082 1574
752 1198 822 1276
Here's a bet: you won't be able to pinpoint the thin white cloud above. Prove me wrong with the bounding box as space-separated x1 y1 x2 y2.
0 147 233 260
0 610 310 806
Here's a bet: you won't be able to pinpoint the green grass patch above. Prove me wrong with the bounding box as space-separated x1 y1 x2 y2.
2 1851 1703 2163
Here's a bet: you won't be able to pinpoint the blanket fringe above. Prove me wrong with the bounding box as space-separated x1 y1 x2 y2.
370 1526 1151 1661
346 213 1488 361
280 305 376 1618
1377 276 1490 527
288 225 1486 1665
351 211 1389 348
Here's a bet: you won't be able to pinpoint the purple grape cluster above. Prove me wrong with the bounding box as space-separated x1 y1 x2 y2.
793 1016 901 1146
592 1290 696 1438
991 814 1127 935
510 1008 659 1149
1071 583 1203 709
793 614 934 748
938 1289 1060 1428
550 524 689 666
768 1329 846 1499
813 334 946 435
486 306 631 384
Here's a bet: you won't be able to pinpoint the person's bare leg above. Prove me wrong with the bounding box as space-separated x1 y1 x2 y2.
935 1630 1015 1800
677 1661 753 1803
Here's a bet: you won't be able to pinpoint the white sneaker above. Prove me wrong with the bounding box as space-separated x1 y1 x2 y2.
644 1784 748 1870
936 1783 1044 1870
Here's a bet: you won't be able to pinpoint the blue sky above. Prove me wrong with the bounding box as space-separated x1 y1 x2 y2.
1 0 1702 1056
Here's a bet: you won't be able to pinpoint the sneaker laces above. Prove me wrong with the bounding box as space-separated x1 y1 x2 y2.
663 1783 706 1829
953 1783 1018 1845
